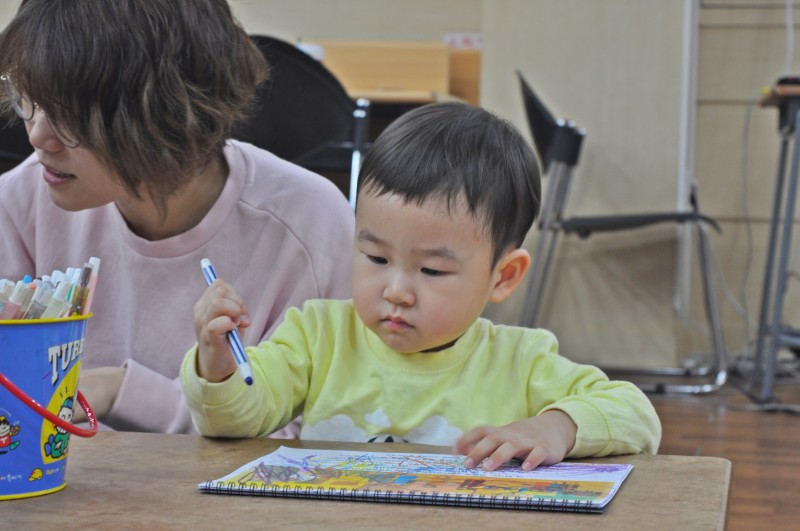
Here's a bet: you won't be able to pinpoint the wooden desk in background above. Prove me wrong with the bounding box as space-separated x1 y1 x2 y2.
7 432 730 529
317 40 450 102
311 40 481 146
758 83 800 108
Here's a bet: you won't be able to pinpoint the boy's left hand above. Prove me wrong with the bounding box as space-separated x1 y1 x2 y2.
453 410 577 471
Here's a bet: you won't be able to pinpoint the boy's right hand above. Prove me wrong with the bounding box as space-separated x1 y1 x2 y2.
192 279 251 383
453 410 577 471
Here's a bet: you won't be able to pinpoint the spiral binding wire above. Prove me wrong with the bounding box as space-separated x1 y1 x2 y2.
199 482 603 513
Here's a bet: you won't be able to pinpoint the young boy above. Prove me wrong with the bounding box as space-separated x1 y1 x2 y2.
182 102 661 471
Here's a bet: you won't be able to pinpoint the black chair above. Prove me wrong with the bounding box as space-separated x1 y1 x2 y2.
516 71 728 394
0 117 33 172
235 35 370 207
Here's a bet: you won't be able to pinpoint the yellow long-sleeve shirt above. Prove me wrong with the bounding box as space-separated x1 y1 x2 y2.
181 299 661 457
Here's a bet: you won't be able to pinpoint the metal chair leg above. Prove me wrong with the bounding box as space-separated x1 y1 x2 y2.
519 161 573 327
596 219 728 394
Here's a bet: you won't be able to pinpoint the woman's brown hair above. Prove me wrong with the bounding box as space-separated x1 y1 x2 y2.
0 0 267 213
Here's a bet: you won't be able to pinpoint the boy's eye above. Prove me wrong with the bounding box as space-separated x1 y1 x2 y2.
421 267 444 276
367 254 388 265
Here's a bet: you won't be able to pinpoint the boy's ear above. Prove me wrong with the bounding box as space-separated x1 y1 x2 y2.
489 248 531 303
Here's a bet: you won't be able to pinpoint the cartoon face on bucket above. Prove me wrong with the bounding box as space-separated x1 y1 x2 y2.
44 397 75 459
41 339 83 463
0 414 21 454
0 317 88 499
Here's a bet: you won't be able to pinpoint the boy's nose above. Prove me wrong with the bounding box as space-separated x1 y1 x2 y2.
383 274 415 306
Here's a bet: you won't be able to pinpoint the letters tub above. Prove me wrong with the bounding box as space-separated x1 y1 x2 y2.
0 315 97 500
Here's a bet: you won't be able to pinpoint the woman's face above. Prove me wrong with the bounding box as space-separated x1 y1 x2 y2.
25 109 130 212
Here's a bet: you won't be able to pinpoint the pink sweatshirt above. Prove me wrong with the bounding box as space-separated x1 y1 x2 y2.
0 140 354 433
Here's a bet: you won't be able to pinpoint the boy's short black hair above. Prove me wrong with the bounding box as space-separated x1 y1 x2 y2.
358 102 541 265
0 0 266 212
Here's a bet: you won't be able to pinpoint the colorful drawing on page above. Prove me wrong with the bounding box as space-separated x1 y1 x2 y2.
210 446 633 503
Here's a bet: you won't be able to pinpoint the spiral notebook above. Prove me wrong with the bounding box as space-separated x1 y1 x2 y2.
198 446 633 513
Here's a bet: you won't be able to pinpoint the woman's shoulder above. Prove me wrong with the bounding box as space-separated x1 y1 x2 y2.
227 140 351 211
224 141 354 251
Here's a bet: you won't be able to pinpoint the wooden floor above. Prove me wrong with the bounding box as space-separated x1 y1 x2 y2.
638 369 800 530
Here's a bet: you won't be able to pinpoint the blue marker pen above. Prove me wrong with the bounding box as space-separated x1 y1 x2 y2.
199 258 254 386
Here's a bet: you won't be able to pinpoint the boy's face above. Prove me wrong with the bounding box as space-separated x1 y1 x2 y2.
353 191 502 353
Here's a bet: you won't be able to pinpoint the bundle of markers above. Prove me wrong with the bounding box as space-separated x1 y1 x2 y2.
0 257 100 321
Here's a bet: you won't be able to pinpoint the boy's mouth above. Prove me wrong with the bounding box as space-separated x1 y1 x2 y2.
383 316 412 331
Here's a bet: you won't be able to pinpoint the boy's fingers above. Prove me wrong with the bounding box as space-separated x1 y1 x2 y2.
522 445 550 471
206 279 245 307
481 441 519 471
206 315 236 337
453 426 489 455
207 295 245 324
462 433 503 468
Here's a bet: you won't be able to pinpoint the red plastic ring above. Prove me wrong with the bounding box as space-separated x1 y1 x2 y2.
0 372 98 437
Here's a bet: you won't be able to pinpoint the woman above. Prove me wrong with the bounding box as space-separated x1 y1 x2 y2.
0 0 354 433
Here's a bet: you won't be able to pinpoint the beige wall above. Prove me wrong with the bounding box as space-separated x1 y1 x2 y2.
229 0 480 42
0 1 480 42
0 3 20 27
480 0 695 368
481 0 685 213
481 1 800 371
695 5 800 359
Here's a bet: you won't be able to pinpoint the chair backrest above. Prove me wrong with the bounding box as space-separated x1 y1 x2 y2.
517 72 586 230
517 71 559 174
517 71 584 174
234 35 358 163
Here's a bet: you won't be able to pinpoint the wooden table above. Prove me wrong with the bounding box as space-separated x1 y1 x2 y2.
5 432 730 530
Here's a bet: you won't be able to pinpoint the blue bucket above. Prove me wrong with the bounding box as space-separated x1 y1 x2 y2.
0 315 97 500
